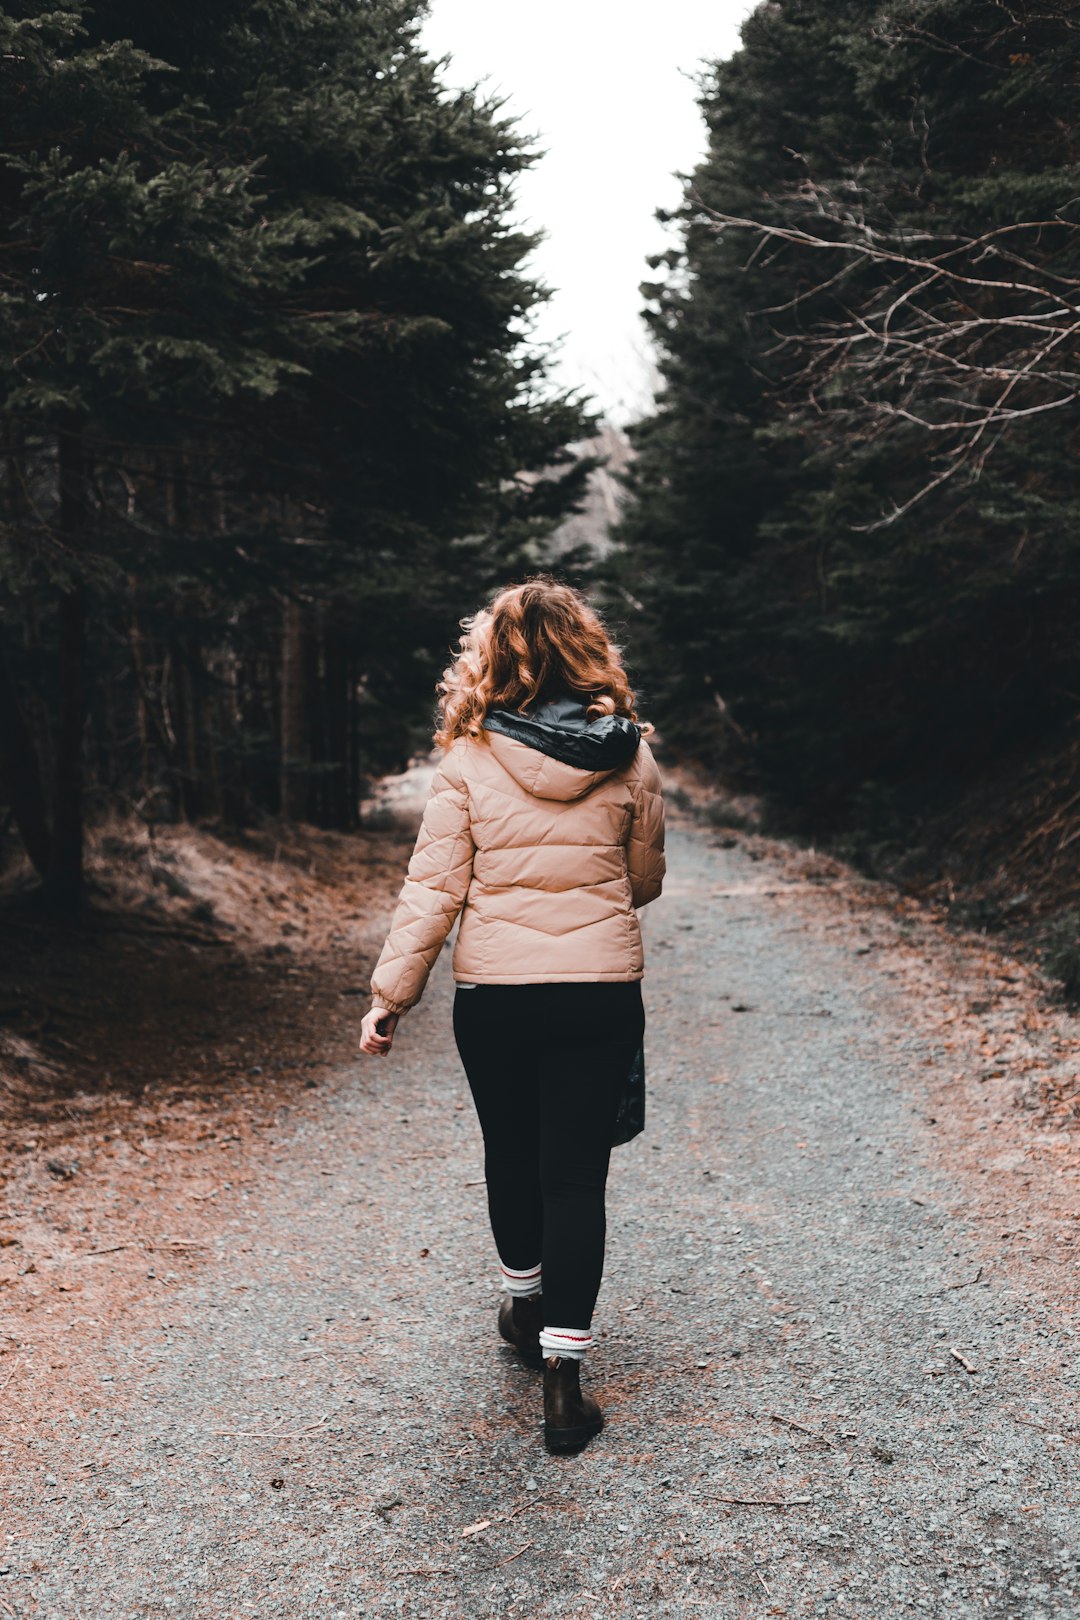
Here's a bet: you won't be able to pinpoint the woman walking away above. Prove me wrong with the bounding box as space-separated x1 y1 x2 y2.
358 577 665 1453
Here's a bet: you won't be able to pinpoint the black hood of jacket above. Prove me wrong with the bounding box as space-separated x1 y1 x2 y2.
483 694 641 772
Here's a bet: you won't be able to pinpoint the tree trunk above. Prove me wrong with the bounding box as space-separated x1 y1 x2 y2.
173 649 203 821
322 622 351 830
23 596 55 813
45 426 88 909
280 598 309 821
215 644 246 827
347 651 361 831
202 660 224 822
0 631 52 878
5 422 56 835
128 588 154 802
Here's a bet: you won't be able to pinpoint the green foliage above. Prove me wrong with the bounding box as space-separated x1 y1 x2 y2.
0 0 593 865
615 0 1080 829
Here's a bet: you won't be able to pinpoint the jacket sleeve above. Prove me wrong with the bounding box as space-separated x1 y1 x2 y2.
368 743 475 1014
626 736 666 909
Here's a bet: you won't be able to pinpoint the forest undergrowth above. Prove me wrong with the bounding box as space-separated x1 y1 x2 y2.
752 732 1080 1011
0 811 413 1161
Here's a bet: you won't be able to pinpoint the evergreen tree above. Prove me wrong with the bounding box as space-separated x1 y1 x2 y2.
617 0 1080 832
0 0 591 901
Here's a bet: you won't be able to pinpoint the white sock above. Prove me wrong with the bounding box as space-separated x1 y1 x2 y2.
540 1326 593 1360
500 1260 542 1298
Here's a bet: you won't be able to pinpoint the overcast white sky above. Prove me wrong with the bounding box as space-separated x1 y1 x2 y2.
421 0 757 424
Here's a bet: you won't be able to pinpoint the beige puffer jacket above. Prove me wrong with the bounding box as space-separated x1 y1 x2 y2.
368 711 665 1015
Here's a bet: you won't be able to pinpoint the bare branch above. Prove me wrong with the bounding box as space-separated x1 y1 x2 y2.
699 183 1080 523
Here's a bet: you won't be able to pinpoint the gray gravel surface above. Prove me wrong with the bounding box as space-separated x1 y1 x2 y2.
2 818 1078 1619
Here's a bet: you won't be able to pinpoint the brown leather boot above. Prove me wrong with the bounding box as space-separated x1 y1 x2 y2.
543 1355 603 1453
498 1293 544 1369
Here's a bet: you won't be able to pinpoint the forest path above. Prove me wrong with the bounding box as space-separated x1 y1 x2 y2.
1 811 1078 1620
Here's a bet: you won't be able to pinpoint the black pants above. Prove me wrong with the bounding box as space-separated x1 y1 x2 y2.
452 980 645 1330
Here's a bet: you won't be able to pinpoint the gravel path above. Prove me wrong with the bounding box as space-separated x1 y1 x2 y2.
2 815 1078 1619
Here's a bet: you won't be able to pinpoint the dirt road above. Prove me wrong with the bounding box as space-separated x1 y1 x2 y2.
1 807 1078 1619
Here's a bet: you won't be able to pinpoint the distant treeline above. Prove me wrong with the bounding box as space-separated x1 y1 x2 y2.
0 0 591 906
617 0 1080 845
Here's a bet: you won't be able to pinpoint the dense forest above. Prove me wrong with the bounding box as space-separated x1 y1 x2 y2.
617 0 1080 970
0 0 591 906
1 0 1078 981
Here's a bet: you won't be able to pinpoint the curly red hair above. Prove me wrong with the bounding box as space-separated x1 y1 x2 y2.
434 576 648 749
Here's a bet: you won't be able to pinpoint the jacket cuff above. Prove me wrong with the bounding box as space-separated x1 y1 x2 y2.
369 993 411 1016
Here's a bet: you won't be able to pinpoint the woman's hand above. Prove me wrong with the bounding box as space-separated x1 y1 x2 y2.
359 1006 400 1056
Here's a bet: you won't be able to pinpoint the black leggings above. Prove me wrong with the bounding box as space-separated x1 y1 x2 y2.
452 980 645 1330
